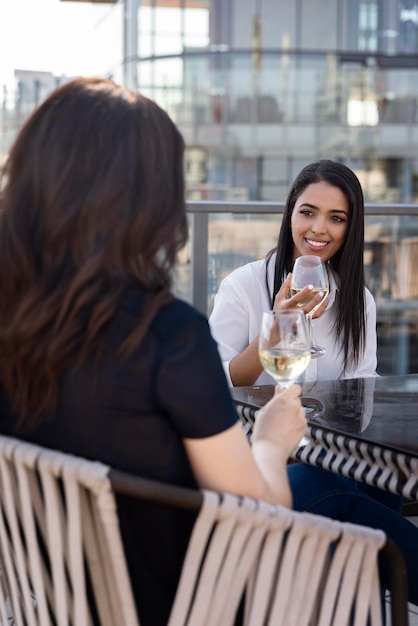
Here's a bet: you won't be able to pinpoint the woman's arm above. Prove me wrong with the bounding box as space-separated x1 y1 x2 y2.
183 384 306 506
228 335 264 387
209 269 257 386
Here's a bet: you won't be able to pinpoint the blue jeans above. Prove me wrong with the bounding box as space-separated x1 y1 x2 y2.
288 463 418 607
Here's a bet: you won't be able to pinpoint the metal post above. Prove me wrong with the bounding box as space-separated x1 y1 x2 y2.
191 212 209 315
123 0 139 89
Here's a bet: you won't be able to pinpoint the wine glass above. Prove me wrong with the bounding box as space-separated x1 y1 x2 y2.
259 309 324 435
259 309 311 389
290 255 329 359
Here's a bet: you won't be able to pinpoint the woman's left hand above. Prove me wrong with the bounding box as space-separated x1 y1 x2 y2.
273 273 328 319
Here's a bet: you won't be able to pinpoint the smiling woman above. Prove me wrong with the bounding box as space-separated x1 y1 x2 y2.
209 159 377 387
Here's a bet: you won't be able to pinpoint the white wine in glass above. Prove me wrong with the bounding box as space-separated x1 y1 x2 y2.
259 309 318 445
259 309 311 387
290 255 329 359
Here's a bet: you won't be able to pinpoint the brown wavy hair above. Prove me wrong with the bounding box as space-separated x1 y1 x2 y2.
0 77 188 426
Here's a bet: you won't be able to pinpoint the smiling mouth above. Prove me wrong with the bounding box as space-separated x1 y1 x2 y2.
306 239 328 248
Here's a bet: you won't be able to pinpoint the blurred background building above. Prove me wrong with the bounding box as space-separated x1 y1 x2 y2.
133 0 418 205
2 0 418 204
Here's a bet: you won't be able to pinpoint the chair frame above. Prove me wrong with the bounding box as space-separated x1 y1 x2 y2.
0 434 410 626
109 469 410 626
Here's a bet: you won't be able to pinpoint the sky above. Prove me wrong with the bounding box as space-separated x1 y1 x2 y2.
0 0 122 89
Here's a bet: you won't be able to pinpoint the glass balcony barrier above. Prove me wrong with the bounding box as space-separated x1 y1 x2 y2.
178 201 418 376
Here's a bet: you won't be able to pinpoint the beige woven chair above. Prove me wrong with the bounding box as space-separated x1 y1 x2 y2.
0 434 408 626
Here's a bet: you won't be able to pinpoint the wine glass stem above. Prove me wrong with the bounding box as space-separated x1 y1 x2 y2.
277 381 292 389
306 313 314 344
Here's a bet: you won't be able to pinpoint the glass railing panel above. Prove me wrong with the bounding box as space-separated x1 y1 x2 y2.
365 213 418 375
205 212 282 312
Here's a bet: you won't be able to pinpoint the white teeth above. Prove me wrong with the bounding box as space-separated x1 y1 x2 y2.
307 239 327 248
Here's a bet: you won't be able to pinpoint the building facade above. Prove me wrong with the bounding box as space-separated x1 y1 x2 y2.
2 0 418 203
133 0 418 203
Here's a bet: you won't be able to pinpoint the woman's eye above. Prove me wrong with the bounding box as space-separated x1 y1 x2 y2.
300 209 313 216
330 215 345 222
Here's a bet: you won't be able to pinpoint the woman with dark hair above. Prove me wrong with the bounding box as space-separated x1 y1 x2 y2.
0 77 306 626
209 160 377 387
1 80 418 623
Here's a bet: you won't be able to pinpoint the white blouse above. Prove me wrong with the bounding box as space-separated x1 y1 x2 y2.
209 254 377 386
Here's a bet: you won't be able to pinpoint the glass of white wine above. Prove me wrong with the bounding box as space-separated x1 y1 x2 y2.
290 255 329 359
259 309 325 424
259 309 311 389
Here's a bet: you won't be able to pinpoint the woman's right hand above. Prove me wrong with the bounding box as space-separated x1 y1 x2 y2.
184 383 306 508
252 384 306 458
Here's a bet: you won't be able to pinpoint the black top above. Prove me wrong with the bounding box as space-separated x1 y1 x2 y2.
0 287 238 625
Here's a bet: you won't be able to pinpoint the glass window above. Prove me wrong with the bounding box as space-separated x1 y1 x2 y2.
138 6 153 57
139 2 209 57
358 1 378 51
154 7 183 55
152 57 183 88
300 0 339 50
231 0 255 48
228 53 255 122
262 157 288 182
263 0 296 49
137 60 154 91
398 2 418 53
184 7 210 49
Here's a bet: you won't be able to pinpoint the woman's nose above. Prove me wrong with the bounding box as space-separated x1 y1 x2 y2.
311 219 327 234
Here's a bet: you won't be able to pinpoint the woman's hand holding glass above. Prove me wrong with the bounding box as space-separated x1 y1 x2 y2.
273 273 328 319
259 309 325 423
259 310 311 388
259 309 312 446
273 257 329 359
290 256 329 358
252 384 307 459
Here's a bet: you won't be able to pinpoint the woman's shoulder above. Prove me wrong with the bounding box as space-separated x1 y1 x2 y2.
119 290 212 352
157 297 206 327
364 285 375 299
363 286 376 311
120 286 208 338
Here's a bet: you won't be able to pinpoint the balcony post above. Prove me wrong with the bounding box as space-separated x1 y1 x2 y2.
191 212 209 315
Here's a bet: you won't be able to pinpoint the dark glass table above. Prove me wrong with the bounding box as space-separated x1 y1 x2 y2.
230 374 418 499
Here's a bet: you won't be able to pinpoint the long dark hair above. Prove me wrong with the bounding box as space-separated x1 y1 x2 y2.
266 159 366 372
0 77 188 425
